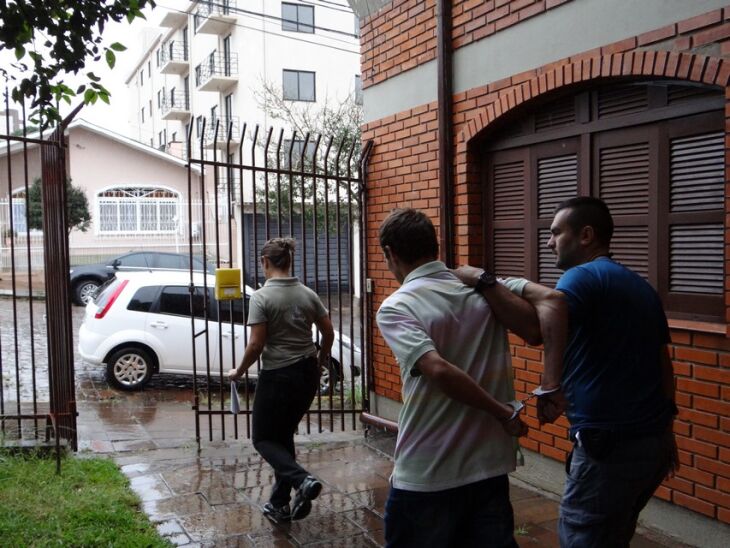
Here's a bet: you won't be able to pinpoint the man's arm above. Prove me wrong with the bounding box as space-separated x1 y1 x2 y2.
660 345 675 402
451 266 541 345
416 350 528 437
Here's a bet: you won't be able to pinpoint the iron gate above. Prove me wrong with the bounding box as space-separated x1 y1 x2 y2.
0 90 79 465
185 120 372 444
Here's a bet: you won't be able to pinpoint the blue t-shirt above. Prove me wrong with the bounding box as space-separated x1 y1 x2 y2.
556 257 671 436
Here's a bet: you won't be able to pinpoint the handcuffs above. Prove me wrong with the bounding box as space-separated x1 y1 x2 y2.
503 385 561 422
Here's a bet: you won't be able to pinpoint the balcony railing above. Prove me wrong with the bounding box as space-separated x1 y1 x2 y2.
160 90 191 120
204 115 241 147
159 41 189 74
195 52 238 92
194 0 237 34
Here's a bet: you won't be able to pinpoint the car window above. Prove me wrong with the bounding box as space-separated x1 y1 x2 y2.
155 254 186 269
117 253 153 268
157 286 208 319
93 277 123 306
127 285 159 312
216 296 249 324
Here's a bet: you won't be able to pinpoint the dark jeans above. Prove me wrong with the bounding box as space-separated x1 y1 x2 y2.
251 357 319 507
384 474 518 548
559 432 673 548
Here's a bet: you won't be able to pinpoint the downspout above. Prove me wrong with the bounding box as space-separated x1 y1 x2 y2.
437 0 454 267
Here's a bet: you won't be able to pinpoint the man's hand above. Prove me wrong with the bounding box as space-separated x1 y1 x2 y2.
501 415 529 437
536 390 567 424
227 368 241 381
451 265 482 287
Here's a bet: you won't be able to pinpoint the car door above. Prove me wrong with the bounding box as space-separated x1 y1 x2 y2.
215 295 249 373
146 285 219 375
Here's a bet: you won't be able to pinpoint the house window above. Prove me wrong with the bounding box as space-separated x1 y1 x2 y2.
158 130 166 150
484 81 724 322
141 107 145 123
196 115 203 137
354 75 363 105
156 48 161 67
281 138 316 169
282 3 314 33
97 187 179 234
140 70 144 86
282 69 315 102
157 89 162 108
223 35 232 76
195 64 202 87
147 60 151 78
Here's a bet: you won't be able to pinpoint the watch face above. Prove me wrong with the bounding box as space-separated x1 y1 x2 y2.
480 271 497 287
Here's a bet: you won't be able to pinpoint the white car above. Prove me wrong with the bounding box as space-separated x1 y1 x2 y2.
78 271 361 392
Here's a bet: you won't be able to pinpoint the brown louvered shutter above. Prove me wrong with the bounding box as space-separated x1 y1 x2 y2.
536 152 578 284
595 128 652 281
488 151 527 277
597 85 649 118
668 127 724 297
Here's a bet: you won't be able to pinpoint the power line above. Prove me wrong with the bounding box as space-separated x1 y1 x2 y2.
156 3 360 54
296 0 355 15
201 0 358 39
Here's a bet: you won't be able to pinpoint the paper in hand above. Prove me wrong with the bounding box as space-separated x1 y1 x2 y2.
230 381 240 414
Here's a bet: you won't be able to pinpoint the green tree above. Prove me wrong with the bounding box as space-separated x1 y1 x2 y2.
251 80 363 229
27 177 91 234
0 0 155 127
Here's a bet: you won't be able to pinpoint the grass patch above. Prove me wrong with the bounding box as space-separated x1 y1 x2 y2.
0 451 170 547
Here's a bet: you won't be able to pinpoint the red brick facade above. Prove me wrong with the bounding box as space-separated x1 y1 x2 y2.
362 1 730 524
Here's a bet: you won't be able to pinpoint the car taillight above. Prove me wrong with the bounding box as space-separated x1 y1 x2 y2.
95 279 129 319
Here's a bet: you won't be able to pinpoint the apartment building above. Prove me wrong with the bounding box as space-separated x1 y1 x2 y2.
125 0 361 162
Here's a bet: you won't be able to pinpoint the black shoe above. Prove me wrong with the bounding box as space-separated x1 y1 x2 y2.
262 502 291 524
291 475 322 520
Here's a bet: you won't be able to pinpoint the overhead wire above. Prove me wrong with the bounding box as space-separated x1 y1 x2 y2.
155 3 359 54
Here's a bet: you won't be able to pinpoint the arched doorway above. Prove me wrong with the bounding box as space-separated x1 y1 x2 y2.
481 80 724 322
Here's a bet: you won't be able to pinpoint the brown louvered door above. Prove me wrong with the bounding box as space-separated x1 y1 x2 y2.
593 126 656 283
532 139 580 286
486 148 529 277
662 112 724 318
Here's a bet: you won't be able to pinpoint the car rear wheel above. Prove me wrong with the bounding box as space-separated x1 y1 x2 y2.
320 357 342 395
74 279 101 306
106 347 154 391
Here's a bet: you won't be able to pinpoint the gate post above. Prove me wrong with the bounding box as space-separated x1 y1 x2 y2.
40 113 80 451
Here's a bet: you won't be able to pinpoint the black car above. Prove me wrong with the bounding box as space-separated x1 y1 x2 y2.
69 251 214 305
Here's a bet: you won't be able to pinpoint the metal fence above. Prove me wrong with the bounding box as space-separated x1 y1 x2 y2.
187 120 372 444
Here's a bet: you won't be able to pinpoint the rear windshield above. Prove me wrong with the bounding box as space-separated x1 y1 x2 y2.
93 277 124 307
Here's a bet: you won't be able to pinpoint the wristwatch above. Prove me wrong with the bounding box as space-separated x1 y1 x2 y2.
474 270 497 292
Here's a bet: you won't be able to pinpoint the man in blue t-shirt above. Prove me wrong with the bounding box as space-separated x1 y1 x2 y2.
535 197 678 547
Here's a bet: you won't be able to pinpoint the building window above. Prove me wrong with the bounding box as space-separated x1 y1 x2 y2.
147 60 151 78
158 130 166 150
195 64 202 87
196 115 203 137
354 15 360 37
141 107 145 123
282 69 315 102
171 131 177 142
282 3 314 33
157 89 162 108
156 48 161 67
140 70 144 86
354 74 363 105
484 81 724 321
281 138 316 169
97 187 180 234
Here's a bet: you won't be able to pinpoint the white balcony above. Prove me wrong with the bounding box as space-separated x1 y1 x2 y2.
203 116 241 149
161 91 191 121
159 10 188 27
195 52 238 92
159 41 189 75
194 1 237 34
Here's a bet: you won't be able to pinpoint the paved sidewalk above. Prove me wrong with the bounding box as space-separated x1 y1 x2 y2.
76 389 689 547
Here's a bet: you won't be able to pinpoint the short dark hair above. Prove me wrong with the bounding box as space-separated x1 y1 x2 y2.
379 208 439 264
555 197 614 246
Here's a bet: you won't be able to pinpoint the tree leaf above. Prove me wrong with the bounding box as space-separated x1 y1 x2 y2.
15 46 25 60
105 49 116 69
109 42 127 52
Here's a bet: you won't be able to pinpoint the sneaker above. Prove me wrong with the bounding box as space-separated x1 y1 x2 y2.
262 502 291 524
291 475 322 520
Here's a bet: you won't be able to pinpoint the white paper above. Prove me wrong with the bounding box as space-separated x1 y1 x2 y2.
230 381 240 414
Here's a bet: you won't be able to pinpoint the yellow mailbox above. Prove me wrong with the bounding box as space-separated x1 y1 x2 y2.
215 268 242 300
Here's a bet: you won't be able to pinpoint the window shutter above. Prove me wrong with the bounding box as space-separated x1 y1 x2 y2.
611 226 650 280
494 229 525 277
535 96 576 132
670 224 723 294
598 142 650 215
493 161 524 219
538 228 561 286
597 85 648 118
670 131 724 212
537 154 578 218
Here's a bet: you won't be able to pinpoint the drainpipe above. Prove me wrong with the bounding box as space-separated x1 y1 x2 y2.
437 0 454 267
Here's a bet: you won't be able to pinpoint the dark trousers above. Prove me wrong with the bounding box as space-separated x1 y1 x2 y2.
384 474 518 548
251 357 319 507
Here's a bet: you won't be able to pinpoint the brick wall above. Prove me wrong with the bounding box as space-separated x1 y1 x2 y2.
362 3 730 523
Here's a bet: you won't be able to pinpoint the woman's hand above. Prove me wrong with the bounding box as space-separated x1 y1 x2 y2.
227 368 241 381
